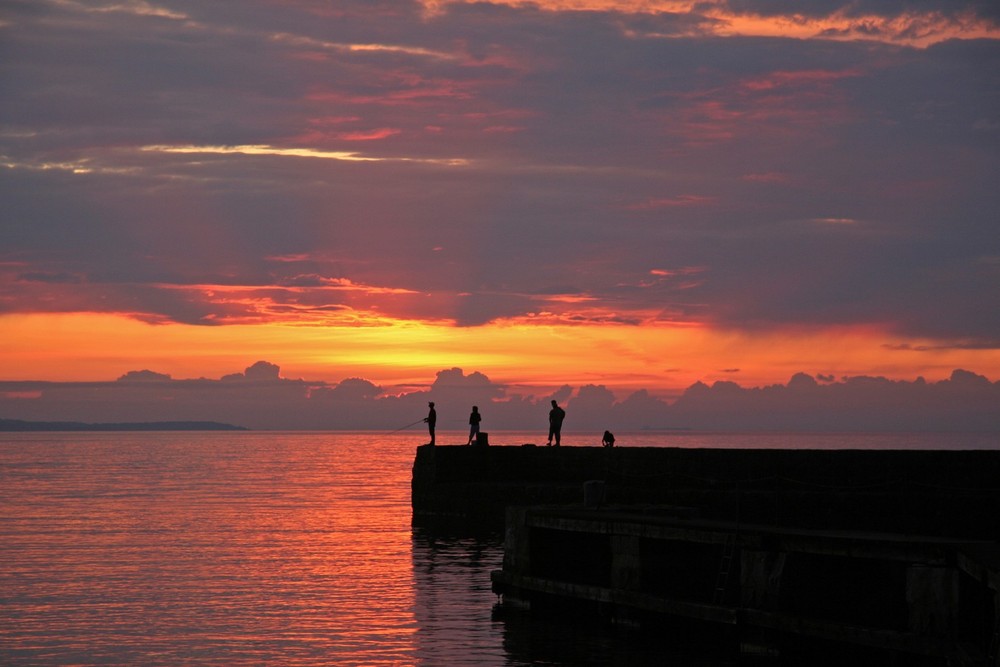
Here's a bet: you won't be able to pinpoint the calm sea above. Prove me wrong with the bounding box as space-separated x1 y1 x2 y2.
2 430 997 666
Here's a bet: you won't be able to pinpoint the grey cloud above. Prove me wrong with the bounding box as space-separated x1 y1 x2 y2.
117 370 172 382
721 0 1000 21
1 1 997 344
317 377 383 401
428 368 506 407
244 361 282 381
550 385 574 404
17 271 83 284
1 364 997 432
672 369 1000 431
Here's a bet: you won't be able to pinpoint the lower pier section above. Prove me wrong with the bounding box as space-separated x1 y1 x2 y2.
491 505 1000 665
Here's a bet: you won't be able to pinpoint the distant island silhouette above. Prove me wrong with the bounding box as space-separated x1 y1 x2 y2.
0 419 247 432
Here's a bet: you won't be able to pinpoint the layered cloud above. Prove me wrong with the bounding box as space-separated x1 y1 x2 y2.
2 363 998 432
1 0 998 363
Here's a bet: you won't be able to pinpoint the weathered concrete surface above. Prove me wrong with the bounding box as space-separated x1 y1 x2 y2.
491 505 1000 665
411 444 1000 538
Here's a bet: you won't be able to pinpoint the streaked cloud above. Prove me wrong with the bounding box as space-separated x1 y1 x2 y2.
426 0 1000 46
139 144 470 166
1 0 998 396
267 31 459 60
51 0 189 20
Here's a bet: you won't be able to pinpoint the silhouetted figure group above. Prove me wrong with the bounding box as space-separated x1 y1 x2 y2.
424 401 486 446
420 400 615 447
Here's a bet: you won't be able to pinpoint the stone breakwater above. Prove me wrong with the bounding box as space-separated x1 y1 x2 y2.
411 444 1000 538
412 445 1000 664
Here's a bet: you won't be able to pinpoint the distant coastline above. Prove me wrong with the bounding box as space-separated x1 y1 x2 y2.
0 419 247 432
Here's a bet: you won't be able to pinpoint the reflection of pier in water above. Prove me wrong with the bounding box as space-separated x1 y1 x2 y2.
409 529 506 665
412 444 1000 664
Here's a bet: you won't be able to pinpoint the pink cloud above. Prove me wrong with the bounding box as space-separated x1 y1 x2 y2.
739 68 863 92
334 128 401 141
2 391 42 400
482 125 524 134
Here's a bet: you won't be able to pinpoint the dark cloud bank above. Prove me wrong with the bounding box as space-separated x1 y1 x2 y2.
2 363 998 433
2 1 999 344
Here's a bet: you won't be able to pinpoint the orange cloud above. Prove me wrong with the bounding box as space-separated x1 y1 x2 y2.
424 1 999 47
334 128 401 141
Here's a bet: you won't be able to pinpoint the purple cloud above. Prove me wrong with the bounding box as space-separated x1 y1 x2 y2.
0 0 997 349
0 363 997 432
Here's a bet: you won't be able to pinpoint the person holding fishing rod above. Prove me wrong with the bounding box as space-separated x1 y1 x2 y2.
424 402 436 446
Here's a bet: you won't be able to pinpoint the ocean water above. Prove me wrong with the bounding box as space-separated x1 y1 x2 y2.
1 430 997 666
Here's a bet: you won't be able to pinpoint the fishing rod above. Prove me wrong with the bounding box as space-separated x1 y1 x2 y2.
385 418 426 436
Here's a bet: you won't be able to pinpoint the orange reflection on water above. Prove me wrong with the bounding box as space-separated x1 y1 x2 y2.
0 432 433 665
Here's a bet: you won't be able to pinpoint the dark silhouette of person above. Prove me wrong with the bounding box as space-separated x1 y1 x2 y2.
424 402 436 445
547 400 565 446
467 406 482 445
602 430 615 448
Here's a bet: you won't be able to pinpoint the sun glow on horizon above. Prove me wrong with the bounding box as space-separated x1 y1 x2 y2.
2 313 998 400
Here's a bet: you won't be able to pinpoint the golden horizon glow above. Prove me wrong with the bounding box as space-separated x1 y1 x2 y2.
2 313 998 399
139 144 471 167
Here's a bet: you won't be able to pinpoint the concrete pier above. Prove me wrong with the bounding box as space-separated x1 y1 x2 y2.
411 444 1000 663
411 444 1000 537
490 505 1000 665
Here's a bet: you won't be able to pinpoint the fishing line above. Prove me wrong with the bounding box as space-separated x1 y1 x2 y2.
385 418 426 435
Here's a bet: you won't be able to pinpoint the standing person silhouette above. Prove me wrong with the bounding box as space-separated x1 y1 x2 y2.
547 400 565 447
467 406 482 445
424 402 436 445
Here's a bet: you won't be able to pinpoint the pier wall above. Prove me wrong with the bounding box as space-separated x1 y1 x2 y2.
412 445 1000 662
490 506 1000 665
411 444 1000 537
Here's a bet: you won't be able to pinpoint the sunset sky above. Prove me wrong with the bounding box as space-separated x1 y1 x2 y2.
2 0 999 401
